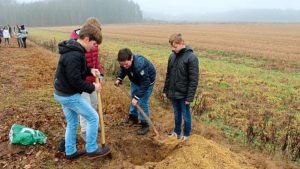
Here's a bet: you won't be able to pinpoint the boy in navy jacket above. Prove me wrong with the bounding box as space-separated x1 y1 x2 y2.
115 48 156 135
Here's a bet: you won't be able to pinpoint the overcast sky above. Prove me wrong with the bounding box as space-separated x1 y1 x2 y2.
131 0 300 14
18 0 300 14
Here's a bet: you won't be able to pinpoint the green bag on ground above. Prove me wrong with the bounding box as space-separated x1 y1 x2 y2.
9 124 47 145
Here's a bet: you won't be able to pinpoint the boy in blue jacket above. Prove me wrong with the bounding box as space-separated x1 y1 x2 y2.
115 48 156 135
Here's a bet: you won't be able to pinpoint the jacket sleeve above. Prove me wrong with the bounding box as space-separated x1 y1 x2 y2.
117 67 126 82
133 66 151 100
163 56 172 94
65 53 95 93
186 54 199 102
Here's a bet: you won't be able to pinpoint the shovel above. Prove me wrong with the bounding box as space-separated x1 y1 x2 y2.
95 75 112 157
117 85 165 144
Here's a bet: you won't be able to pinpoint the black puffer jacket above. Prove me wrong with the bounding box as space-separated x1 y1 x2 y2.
163 46 199 102
54 39 95 95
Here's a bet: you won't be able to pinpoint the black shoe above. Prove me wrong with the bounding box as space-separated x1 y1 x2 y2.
137 121 149 135
123 114 139 125
57 138 65 152
87 146 112 159
57 137 80 152
66 150 86 160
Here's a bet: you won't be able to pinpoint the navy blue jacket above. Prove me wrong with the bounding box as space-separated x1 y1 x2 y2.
117 55 156 100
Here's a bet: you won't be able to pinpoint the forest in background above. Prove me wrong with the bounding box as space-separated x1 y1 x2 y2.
0 0 143 26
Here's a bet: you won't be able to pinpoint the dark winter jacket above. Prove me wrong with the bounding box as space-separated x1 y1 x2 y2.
117 55 156 100
163 46 199 102
54 39 95 96
70 28 104 83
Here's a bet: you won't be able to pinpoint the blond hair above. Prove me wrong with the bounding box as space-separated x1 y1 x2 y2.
169 33 184 45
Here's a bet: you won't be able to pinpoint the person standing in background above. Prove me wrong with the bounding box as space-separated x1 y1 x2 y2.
16 25 24 48
3 26 11 46
8 25 12 37
0 27 3 46
20 25 28 48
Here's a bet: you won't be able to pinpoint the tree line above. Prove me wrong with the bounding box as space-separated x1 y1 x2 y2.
0 0 143 26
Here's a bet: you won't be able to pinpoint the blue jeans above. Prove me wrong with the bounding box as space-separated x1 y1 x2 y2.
171 99 192 137
54 93 99 155
129 82 154 121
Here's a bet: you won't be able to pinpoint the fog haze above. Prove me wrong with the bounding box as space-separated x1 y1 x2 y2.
16 0 300 22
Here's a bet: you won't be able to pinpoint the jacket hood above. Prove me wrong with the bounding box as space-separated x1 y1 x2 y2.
58 39 85 55
174 45 193 56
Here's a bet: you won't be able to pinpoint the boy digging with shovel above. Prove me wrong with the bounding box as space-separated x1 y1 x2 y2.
114 48 156 135
54 24 111 160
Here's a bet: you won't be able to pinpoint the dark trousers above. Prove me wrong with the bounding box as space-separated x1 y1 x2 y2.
22 38 27 48
4 38 9 44
17 38 24 47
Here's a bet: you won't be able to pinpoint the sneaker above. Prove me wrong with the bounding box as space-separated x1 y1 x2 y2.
181 136 189 142
168 132 180 139
66 150 86 160
57 137 80 153
87 146 112 159
57 138 65 152
137 121 149 135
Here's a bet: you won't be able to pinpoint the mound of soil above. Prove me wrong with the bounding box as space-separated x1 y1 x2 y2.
152 135 255 169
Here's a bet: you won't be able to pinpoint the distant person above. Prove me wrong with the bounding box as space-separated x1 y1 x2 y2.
16 25 24 48
69 17 105 141
0 27 3 45
8 25 12 37
163 33 199 142
54 24 111 160
114 48 156 135
20 25 28 48
3 26 11 45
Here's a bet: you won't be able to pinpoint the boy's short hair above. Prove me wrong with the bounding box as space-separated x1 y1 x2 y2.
169 33 184 45
118 48 132 62
84 17 102 31
79 24 102 44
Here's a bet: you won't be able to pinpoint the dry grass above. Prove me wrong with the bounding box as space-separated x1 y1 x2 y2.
41 24 300 70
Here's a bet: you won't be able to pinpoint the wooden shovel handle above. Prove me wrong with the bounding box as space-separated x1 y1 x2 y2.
96 76 106 147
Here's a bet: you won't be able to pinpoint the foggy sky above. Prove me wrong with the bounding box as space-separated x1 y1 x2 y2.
17 0 300 15
131 0 300 14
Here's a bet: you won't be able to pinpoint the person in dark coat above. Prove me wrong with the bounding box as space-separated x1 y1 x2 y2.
54 24 111 160
163 33 199 142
